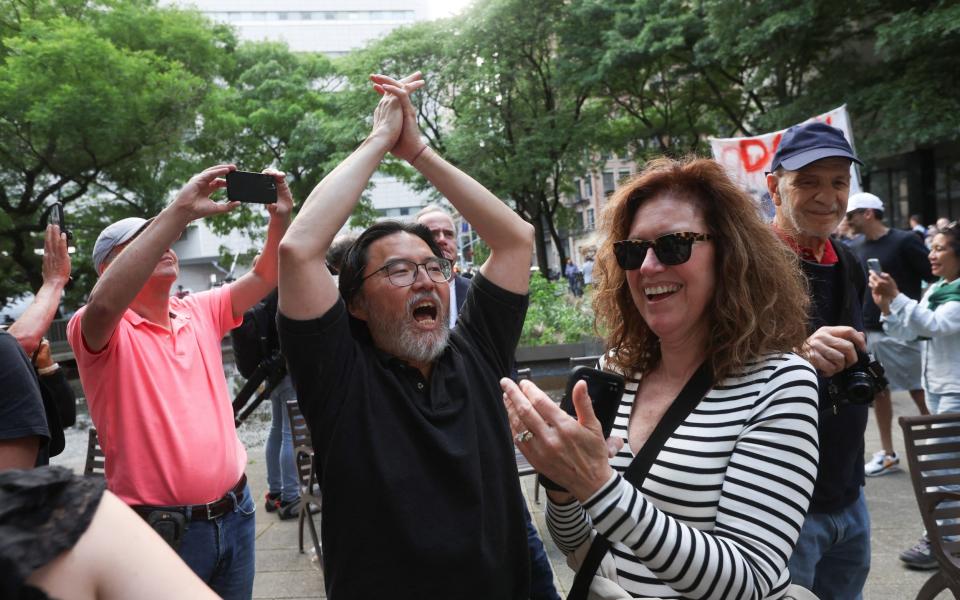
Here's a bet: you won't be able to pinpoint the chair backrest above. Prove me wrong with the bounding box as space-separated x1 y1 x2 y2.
569 355 601 370
83 427 105 477
285 399 316 489
899 413 960 591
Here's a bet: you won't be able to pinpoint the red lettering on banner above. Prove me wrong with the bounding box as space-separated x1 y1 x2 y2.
771 133 782 154
739 139 769 173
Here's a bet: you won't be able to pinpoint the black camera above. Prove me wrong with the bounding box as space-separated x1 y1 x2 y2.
826 350 888 408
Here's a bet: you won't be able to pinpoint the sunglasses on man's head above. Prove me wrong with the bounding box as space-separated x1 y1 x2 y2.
613 232 712 270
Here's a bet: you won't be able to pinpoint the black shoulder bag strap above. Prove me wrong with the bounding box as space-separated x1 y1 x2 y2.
567 360 714 600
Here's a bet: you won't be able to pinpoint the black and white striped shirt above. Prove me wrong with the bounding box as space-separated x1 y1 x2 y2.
547 353 819 600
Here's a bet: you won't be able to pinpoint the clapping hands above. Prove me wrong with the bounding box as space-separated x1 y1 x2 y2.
369 72 427 163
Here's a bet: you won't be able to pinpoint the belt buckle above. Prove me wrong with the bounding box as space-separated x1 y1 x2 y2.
204 498 224 521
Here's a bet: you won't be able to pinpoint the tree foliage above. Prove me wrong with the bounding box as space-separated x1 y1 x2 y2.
2 0 958 308
0 0 231 304
520 273 595 346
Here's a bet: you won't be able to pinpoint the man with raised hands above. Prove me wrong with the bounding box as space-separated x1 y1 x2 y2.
67 165 292 599
277 74 535 599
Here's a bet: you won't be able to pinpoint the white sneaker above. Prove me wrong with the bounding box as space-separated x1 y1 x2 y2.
865 450 900 477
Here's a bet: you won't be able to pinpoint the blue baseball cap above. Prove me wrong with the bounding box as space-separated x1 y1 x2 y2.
769 122 862 172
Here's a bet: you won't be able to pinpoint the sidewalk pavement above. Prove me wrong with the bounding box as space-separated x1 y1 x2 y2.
54 390 940 599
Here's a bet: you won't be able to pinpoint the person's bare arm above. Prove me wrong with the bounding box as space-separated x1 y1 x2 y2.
372 73 535 294
27 491 218 600
0 437 40 470
228 168 293 319
9 225 70 356
278 94 403 321
81 165 240 351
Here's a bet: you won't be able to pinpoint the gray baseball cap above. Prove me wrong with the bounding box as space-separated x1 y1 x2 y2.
92 217 153 273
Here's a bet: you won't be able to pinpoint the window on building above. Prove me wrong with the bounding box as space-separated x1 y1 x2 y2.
618 169 630 183
935 159 960 220
602 171 615 195
584 177 593 198
586 208 596 231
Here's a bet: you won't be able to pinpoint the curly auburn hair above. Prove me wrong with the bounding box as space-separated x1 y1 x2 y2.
593 157 810 382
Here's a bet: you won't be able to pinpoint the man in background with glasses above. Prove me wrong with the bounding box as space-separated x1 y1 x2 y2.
277 74 535 599
766 122 872 599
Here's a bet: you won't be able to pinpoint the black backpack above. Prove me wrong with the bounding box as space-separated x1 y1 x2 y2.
230 291 278 380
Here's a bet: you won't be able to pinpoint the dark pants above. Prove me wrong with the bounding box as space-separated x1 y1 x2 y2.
524 502 560 600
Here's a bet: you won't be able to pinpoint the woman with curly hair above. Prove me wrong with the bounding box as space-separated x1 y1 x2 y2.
501 158 820 599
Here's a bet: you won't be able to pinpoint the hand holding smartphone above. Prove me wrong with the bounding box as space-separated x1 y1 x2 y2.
226 171 278 204
560 367 625 438
49 202 71 240
867 258 882 274
537 366 625 493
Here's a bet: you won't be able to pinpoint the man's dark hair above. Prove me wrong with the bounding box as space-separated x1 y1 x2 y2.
339 220 443 307
870 208 884 221
327 235 356 275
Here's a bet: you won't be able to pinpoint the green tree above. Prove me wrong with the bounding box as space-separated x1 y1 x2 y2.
444 0 607 272
0 0 231 305
566 0 727 156
847 1 960 158
343 3 608 273
193 40 350 245
335 19 466 223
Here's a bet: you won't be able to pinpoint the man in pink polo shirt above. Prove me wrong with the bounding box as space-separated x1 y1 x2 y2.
67 164 291 599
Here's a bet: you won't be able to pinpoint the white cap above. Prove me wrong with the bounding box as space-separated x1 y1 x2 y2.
92 217 152 273
846 192 884 214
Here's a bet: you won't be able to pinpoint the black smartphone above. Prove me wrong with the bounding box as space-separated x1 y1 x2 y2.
50 202 71 240
867 258 882 274
226 171 278 204
560 366 625 438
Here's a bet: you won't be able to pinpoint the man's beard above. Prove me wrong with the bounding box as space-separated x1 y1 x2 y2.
366 291 451 364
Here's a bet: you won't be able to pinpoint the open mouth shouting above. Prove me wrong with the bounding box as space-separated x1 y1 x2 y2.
645 283 682 302
409 293 443 327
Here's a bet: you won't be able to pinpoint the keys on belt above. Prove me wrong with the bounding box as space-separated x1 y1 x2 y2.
133 473 247 521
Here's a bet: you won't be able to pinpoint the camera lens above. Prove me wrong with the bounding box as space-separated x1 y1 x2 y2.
846 373 874 404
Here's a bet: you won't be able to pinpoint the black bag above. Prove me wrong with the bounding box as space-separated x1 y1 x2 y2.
230 291 278 380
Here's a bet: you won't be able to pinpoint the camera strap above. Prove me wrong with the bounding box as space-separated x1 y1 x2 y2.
567 360 713 600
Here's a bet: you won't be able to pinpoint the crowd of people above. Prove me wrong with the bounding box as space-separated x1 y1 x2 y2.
1 71 959 600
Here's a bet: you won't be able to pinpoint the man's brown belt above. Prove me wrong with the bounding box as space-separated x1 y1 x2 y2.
132 474 247 521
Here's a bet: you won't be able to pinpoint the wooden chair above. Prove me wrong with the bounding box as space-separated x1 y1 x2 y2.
285 400 323 570
83 427 105 478
899 413 960 599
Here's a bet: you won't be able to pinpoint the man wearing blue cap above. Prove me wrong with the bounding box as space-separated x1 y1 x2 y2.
766 121 872 599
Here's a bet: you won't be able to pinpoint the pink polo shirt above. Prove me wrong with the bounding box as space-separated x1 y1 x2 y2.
67 286 246 506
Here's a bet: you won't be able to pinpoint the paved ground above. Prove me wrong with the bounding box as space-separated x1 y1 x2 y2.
52 390 952 599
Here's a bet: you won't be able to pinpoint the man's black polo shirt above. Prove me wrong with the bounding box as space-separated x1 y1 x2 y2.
279 273 531 599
